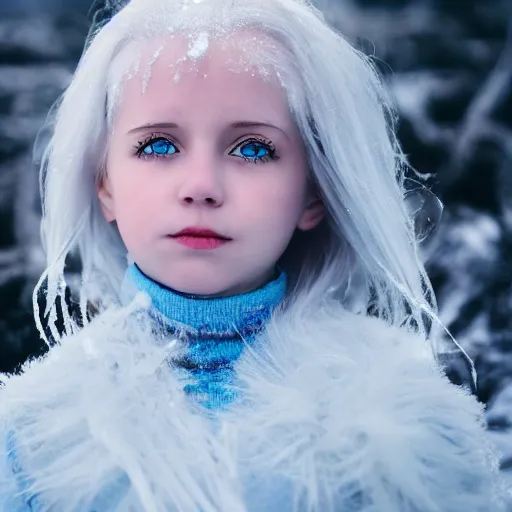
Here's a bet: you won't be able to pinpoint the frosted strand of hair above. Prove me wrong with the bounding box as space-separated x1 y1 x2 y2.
32 212 88 346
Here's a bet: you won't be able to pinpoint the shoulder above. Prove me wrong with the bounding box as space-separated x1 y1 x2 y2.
250 299 484 438
0 298 213 511
2 295 173 407
266 297 476 392
232 300 508 510
261 298 437 374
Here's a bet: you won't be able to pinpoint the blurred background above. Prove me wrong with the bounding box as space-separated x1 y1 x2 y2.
0 0 511 487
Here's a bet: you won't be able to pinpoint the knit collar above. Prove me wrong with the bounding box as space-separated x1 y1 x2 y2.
122 264 287 332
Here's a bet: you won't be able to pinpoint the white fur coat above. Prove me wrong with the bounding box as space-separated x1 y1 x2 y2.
0 292 509 511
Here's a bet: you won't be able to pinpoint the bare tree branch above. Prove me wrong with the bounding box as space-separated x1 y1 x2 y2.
440 17 512 190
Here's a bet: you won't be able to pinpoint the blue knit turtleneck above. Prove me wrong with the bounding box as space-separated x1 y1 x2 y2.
123 264 287 411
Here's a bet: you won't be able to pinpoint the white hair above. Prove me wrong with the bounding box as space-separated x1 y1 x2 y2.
34 0 456 367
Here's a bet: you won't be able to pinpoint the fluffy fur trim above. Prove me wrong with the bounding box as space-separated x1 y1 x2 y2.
225 300 508 511
0 294 509 511
1 295 245 512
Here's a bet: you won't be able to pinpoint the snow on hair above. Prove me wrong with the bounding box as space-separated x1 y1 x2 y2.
34 0 447 360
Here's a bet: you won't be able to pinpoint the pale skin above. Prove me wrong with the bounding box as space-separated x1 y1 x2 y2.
98 32 325 298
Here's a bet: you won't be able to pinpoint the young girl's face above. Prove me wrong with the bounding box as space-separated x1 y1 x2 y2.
99 32 324 297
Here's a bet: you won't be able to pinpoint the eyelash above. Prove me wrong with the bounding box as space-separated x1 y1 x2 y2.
133 133 280 164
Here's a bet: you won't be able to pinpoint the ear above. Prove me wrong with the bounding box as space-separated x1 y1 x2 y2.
297 195 325 231
97 175 116 222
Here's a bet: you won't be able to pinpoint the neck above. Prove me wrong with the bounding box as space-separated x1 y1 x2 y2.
134 264 281 301
122 264 287 332
121 264 288 411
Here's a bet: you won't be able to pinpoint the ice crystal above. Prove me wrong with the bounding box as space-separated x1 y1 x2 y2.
187 32 209 60
142 44 165 93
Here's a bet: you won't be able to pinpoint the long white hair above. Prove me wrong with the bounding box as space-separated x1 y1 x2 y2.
33 0 459 369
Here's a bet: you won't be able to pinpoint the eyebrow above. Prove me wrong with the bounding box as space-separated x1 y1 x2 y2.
127 121 288 138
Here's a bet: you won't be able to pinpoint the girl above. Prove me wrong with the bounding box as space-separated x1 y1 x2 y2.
1 0 509 510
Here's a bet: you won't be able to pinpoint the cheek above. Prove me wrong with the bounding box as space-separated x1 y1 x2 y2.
108 162 162 225
242 171 307 230
268 166 308 212
113 191 162 253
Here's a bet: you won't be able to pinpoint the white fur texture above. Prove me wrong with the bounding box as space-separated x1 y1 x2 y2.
0 296 509 511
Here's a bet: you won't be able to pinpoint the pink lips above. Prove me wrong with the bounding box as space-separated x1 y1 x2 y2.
172 227 228 238
171 236 230 250
169 227 232 250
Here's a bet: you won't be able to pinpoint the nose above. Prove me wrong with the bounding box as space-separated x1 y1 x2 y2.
183 196 218 205
177 152 224 207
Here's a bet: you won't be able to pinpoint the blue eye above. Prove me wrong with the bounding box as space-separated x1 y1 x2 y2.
230 139 277 163
134 135 278 163
136 137 178 158
240 143 269 159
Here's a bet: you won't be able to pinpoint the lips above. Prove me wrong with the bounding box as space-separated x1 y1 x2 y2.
171 235 231 250
171 227 231 240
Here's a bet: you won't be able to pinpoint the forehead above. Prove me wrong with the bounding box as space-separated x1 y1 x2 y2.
110 31 293 128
